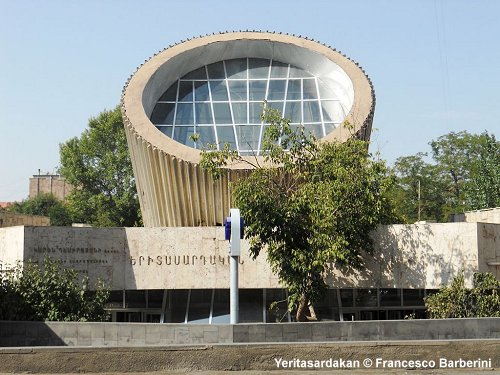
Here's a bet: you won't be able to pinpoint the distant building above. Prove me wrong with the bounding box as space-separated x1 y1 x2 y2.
450 207 500 224
29 173 72 201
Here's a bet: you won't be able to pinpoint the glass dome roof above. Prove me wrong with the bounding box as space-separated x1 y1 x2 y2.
150 58 350 155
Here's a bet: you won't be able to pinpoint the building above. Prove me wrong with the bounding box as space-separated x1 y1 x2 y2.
29 173 72 201
121 31 375 227
1 32 498 323
0 219 498 322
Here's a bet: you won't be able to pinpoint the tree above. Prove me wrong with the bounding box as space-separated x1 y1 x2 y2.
0 257 109 321
392 153 449 222
463 132 500 210
59 107 141 227
393 130 500 222
8 193 72 226
201 107 397 321
425 272 500 318
430 131 486 213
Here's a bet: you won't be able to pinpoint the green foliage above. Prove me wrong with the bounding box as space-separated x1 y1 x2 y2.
463 133 500 210
201 106 397 321
0 257 109 321
425 271 500 319
8 193 72 226
392 131 500 222
59 106 141 227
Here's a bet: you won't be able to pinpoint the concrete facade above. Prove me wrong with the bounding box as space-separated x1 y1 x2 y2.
1 318 499 346
451 207 500 224
121 32 375 227
0 223 498 290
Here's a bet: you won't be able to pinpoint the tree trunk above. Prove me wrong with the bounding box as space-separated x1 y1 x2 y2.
295 295 309 322
295 294 318 322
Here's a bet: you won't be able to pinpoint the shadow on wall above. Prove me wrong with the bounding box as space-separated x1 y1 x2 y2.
22 226 138 292
325 224 476 289
0 321 66 347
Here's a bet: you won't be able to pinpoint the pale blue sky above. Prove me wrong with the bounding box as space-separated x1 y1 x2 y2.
1 0 499 201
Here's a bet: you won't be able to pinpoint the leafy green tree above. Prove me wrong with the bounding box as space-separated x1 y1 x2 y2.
392 153 449 222
0 257 109 321
59 106 141 227
463 132 500 210
430 131 486 213
8 193 72 226
393 130 499 221
201 107 397 321
425 272 500 318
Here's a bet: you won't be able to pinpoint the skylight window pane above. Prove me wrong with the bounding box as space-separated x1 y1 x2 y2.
173 126 195 147
182 66 207 80
270 61 288 78
317 79 336 99
151 103 175 124
303 100 321 122
178 81 193 102
157 126 173 137
284 101 301 123
267 80 286 100
321 100 345 123
195 103 213 124
158 82 178 101
228 81 247 101
210 80 229 101
249 80 266 101
286 79 301 100
217 126 236 148
303 79 318 99
236 125 260 151
289 66 312 78
324 123 337 135
207 62 226 79
249 102 263 123
266 101 284 116
304 124 324 138
231 103 247 124
175 103 194 124
213 103 232 124
194 81 209 101
248 58 269 78
197 126 216 146
225 58 247 79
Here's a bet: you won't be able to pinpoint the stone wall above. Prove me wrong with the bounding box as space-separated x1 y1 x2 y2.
1 318 499 347
0 222 498 290
451 207 500 224
0 213 50 228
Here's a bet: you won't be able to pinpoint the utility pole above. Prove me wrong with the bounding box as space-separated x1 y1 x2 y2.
417 179 421 222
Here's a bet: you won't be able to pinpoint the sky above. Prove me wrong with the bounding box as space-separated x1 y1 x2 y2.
1 0 499 201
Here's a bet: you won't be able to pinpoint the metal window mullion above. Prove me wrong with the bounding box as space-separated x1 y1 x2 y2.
223 60 239 153
315 77 326 136
282 64 290 116
300 79 304 125
172 80 180 138
192 81 197 148
262 288 267 323
205 65 220 149
208 288 215 324
257 59 273 154
184 289 191 324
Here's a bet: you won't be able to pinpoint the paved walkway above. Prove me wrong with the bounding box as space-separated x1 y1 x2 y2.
1 371 498 375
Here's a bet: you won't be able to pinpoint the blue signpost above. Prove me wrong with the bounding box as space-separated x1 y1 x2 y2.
224 208 244 324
